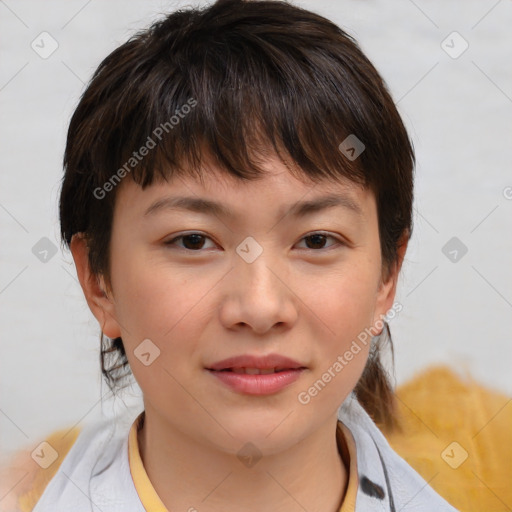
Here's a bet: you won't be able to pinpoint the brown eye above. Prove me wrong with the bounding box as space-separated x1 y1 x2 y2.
181 234 206 250
304 234 328 249
296 232 342 250
165 233 216 251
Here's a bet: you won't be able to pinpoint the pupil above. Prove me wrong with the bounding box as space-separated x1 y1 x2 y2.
184 234 204 250
306 234 326 249
181 234 326 250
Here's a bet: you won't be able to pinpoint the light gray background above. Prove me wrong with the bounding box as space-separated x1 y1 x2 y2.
1 0 511 460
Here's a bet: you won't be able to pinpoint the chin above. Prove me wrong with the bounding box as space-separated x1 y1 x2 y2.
210 413 304 454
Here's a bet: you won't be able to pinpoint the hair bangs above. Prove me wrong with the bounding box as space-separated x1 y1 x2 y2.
95 16 373 193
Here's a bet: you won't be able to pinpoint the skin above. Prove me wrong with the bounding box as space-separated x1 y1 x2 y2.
72 152 407 512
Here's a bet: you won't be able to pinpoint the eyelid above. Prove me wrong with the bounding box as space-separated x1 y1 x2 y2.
164 230 347 251
164 231 218 250
295 231 346 251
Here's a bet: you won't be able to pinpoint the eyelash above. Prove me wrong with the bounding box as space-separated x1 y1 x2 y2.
164 231 345 252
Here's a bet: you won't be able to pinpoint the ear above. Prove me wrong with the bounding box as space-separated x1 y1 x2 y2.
372 234 409 333
70 234 122 339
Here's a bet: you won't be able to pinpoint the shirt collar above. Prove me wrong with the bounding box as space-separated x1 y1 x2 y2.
128 411 361 512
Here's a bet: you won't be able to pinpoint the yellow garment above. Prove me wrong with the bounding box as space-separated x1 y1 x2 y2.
127 413 166 511
128 411 359 511
8 366 512 512
337 422 359 512
13 427 81 512
383 366 512 512
11 411 358 512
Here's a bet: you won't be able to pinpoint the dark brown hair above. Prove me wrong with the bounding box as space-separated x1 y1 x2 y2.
60 0 414 431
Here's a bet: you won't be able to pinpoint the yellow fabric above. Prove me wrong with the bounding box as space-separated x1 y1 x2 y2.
7 366 511 512
128 413 168 511
127 412 359 511
13 427 81 512
337 422 359 512
382 366 512 512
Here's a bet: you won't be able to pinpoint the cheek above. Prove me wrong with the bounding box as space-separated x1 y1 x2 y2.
306 263 379 343
113 249 183 329
298 263 378 394
110 254 214 371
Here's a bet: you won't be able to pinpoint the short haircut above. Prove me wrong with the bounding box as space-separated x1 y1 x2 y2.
60 0 415 430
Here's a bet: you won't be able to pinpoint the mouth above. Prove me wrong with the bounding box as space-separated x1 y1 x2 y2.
205 354 307 395
210 367 306 375
206 353 306 373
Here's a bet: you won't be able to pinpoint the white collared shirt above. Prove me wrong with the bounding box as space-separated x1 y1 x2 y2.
31 394 459 512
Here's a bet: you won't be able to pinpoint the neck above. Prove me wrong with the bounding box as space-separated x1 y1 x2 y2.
137 407 348 512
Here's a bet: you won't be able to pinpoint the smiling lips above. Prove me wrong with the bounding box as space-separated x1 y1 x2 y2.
206 353 307 395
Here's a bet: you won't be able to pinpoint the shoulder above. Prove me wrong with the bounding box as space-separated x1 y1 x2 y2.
340 391 459 511
24 413 140 512
0 426 81 512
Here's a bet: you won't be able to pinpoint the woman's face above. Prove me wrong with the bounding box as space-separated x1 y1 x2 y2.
86 153 401 455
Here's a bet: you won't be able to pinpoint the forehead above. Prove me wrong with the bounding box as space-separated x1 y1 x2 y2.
114 155 375 224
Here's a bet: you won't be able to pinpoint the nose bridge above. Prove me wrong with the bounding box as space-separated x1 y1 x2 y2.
235 236 281 298
220 236 297 332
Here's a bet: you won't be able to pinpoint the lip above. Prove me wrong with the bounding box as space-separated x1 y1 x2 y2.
205 353 307 396
207 369 305 395
206 353 305 371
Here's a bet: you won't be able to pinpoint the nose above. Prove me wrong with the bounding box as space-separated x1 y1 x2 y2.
218 249 299 335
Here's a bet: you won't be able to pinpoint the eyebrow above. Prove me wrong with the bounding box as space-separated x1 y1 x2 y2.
143 193 364 220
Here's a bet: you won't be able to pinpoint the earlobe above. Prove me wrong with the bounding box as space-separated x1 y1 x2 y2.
69 234 122 339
